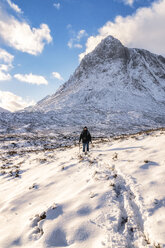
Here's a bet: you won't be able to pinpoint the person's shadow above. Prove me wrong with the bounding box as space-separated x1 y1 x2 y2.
140 161 159 170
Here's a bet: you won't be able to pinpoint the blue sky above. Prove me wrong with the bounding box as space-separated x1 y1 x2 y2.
0 0 165 111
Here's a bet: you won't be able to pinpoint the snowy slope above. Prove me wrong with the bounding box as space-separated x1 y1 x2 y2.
0 129 165 247
0 107 10 113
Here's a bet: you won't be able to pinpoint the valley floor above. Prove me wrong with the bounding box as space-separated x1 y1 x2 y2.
0 130 165 248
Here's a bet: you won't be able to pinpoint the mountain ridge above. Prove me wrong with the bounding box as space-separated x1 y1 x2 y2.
28 36 165 113
1 36 165 135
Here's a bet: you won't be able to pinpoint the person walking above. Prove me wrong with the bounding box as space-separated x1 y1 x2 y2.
79 126 92 154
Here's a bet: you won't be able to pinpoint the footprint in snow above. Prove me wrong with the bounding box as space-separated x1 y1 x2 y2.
46 228 68 247
29 183 39 190
29 203 61 240
89 192 98 198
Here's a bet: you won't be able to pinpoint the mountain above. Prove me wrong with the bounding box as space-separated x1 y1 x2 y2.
26 35 165 134
0 107 10 113
0 36 165 136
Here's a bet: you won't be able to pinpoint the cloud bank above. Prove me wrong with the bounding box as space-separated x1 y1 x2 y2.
0 90 35 112
14 73 48 85
79 0 165 60
0 10 52 55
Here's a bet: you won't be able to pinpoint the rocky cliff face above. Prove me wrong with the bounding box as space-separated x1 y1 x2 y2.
1 36 165 135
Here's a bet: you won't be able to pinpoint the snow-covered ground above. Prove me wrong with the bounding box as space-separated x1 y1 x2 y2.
0 129 165 248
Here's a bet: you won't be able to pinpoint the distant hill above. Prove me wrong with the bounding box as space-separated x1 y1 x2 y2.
0 107 10 113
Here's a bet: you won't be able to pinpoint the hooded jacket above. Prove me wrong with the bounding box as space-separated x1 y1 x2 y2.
79 129 91 143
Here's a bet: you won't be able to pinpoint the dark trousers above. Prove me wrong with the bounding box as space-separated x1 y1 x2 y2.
83 142 89 152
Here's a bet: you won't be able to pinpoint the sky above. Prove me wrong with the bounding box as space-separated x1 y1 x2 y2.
0 0 165 112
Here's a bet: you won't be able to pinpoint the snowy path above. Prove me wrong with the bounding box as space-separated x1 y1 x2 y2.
0 130 165 248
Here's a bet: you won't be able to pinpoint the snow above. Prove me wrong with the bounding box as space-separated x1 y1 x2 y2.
0 129 165 247
0 107 10 113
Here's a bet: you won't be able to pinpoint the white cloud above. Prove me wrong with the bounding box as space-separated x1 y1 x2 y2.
0 48 13 81
0 90 35 112
67 27 88 49
0 10 52 55
0 71 11 81
74 44 83 49
0 48 14 64
67 40 73 49
79 0 165 60
122 0 134 6
0 64 10 71
14 73 48 85
53 3 60 10
66 24 72 30
77 30 87 40
6 0 22 13
52 72 64 81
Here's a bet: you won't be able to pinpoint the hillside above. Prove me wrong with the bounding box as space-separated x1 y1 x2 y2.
0 130 165 247
0 107 10 113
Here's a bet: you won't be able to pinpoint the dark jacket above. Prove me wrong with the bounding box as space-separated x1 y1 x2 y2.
79 130 91 143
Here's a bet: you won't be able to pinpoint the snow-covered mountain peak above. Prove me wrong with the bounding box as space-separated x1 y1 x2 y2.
33 35 165 111
75 35 129 74
1 35 165 135
86 35 129 60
